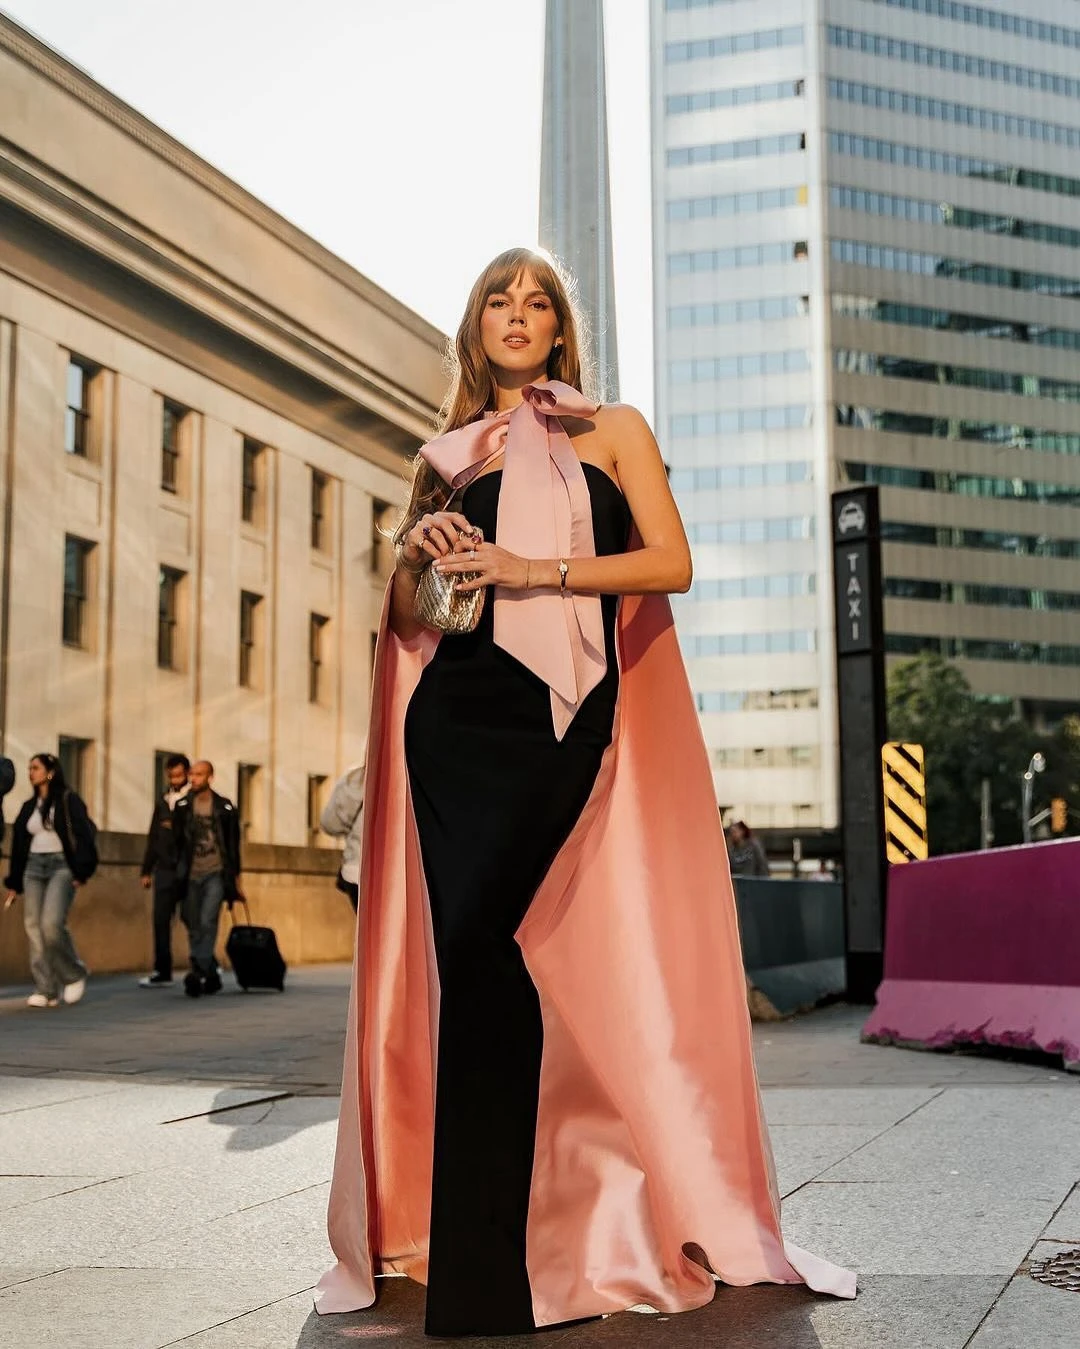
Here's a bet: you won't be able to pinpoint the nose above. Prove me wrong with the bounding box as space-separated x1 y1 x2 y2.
508 312 525 326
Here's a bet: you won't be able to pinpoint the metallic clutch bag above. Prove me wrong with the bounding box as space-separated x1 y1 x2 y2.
414 560 485 634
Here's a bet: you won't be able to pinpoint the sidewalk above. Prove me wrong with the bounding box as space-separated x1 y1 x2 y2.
1 967 1077 1348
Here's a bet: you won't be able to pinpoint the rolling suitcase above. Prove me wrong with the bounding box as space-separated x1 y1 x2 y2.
225 898 287 992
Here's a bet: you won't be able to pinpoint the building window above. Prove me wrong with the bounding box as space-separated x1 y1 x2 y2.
65 359 93 457
311 469 328 551
307 774 328 847
239 591 261 688
309 613 328 703
58 736 92 798
372 498 396 577
237 763 259 842
63 536 94 648
161 401 186 493
158 566 184 670
241 439 263 524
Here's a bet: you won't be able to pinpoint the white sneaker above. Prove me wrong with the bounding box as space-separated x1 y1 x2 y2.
62 977 87 1005
26 993 58 1008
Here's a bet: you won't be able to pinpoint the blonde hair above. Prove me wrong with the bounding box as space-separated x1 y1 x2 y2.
394 248 592 544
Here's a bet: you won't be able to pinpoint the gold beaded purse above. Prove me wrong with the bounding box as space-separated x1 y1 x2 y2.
412 494 486 635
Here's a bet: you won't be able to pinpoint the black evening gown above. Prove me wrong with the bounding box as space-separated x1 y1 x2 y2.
404 464 631 1337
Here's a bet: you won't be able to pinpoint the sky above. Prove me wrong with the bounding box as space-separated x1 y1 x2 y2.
5 0 655 420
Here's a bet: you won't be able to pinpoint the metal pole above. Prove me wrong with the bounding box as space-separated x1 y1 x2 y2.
980 778 993 850
1022 773 1033 844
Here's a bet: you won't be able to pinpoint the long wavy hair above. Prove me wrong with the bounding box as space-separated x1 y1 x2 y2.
394 248 593 546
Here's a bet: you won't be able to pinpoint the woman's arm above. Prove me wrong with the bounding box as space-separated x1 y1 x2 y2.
438 406 693 596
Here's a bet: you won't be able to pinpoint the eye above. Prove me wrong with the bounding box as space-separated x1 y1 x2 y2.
529 300 550 311
488 298 508 308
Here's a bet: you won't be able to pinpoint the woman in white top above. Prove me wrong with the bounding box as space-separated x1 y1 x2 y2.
4 754 98 1007
319 762 365 912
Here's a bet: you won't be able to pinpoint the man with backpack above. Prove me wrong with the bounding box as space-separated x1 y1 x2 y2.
173 760 241 999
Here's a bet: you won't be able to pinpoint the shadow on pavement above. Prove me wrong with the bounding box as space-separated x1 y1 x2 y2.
294 1275 827 1347
206 1086 340 1152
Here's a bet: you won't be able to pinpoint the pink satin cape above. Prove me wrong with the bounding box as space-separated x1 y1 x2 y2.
316 581 856 1324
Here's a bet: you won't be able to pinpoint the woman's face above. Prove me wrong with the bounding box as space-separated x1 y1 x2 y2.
479 268 560 381
729 823 747 845
28 758 50 789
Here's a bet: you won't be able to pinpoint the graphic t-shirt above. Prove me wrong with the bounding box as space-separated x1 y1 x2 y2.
189 792 222 879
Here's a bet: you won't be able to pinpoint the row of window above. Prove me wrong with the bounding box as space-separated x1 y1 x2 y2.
830 184 1080 253
63 538 334 699
713 745 819 768
669 295 808 328
667 78 804 116
834 349 1080 405
665 25 803 63
685 572 817 600
882 520 1080 559
887 634 1080 667
668 241 808 274
827 24 1080 101
670 350 810 383
885 577 1080 611
64 359 341 551
665 0 742 9
687 516 815 544
667 185 805 221
836 405 1080 457
831 293 1080 354
829 76 1080 151
831 238 1080 300
865 0 1080 51
844 461 1080 507
828 129 1080 202
684 630 817 656
694 687 820 713
669 461 811 490
672 405 808 438
667 132 804 168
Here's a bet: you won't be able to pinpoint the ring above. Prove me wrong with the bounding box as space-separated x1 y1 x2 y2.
469 550 476 560
422 525 431 537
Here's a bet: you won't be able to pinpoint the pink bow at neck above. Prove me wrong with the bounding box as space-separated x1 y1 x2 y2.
419 380 607 741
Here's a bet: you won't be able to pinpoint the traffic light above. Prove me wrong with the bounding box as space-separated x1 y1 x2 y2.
1051 797 1068 833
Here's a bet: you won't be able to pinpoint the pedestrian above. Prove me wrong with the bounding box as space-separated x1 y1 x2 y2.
173 760 241 1000
727 819 770 877
3 753 97 1008
316 248 854 1333
136 753 190 987
319 761 365 912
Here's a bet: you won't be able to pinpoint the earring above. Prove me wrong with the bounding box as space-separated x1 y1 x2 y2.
554 338 563 347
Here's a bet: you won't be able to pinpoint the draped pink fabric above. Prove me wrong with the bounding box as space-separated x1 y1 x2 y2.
419 381 607 740
316 411 856 1323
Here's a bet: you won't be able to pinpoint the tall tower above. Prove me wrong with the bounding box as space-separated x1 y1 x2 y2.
652 0 1080 837
540 0 619 401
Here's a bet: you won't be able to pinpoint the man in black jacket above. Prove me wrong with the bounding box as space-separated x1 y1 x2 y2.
137 753 190 987
173 760 242 999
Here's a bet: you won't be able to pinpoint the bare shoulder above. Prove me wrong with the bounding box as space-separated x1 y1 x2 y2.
594 402 652 437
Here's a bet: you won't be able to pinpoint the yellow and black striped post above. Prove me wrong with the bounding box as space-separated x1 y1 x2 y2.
881 742 929 863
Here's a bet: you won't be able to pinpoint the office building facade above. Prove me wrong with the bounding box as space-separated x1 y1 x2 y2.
652 0 1080 830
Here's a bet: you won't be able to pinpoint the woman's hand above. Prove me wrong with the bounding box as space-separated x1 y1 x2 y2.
3 890 18 910
434 541 531 593
398 510 479 570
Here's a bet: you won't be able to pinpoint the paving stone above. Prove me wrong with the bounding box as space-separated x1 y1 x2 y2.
781 1180 1064 1277
768 1123 886 1197
0 1074 125 1114
0 1175 106 1209
0 1267 316 1349
969 1249 1080 1349
762 1086 941 1127
1042 1185 1080 1242
0 1267 59 1292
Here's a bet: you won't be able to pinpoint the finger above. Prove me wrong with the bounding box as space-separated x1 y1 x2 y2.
453 575 489 593
444 513 474 532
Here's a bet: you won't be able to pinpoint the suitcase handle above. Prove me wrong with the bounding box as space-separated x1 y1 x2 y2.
228 895 251 925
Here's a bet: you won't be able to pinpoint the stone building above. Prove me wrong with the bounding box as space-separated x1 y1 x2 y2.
0 15 445 847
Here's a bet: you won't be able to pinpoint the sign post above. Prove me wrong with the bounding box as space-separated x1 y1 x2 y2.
832 486 888 1001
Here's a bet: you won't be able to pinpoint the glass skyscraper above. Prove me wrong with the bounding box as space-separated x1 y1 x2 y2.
651 0 1080 831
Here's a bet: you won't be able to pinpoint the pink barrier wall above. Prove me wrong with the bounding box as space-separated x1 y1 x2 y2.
862 838 1080 1069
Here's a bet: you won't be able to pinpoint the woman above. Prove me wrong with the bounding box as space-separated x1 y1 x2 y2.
728 819 770 877
317 249 855 1336
4 754 97 1008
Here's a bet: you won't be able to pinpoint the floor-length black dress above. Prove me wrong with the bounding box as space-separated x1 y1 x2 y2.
404 464 631 1337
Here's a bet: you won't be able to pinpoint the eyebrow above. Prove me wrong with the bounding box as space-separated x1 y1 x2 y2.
489 289 551 301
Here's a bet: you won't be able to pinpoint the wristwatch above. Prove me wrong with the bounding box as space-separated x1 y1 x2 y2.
558 559 569 591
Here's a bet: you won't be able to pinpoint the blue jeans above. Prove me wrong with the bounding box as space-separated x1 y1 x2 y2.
183 872 225 977
23 853 87 998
